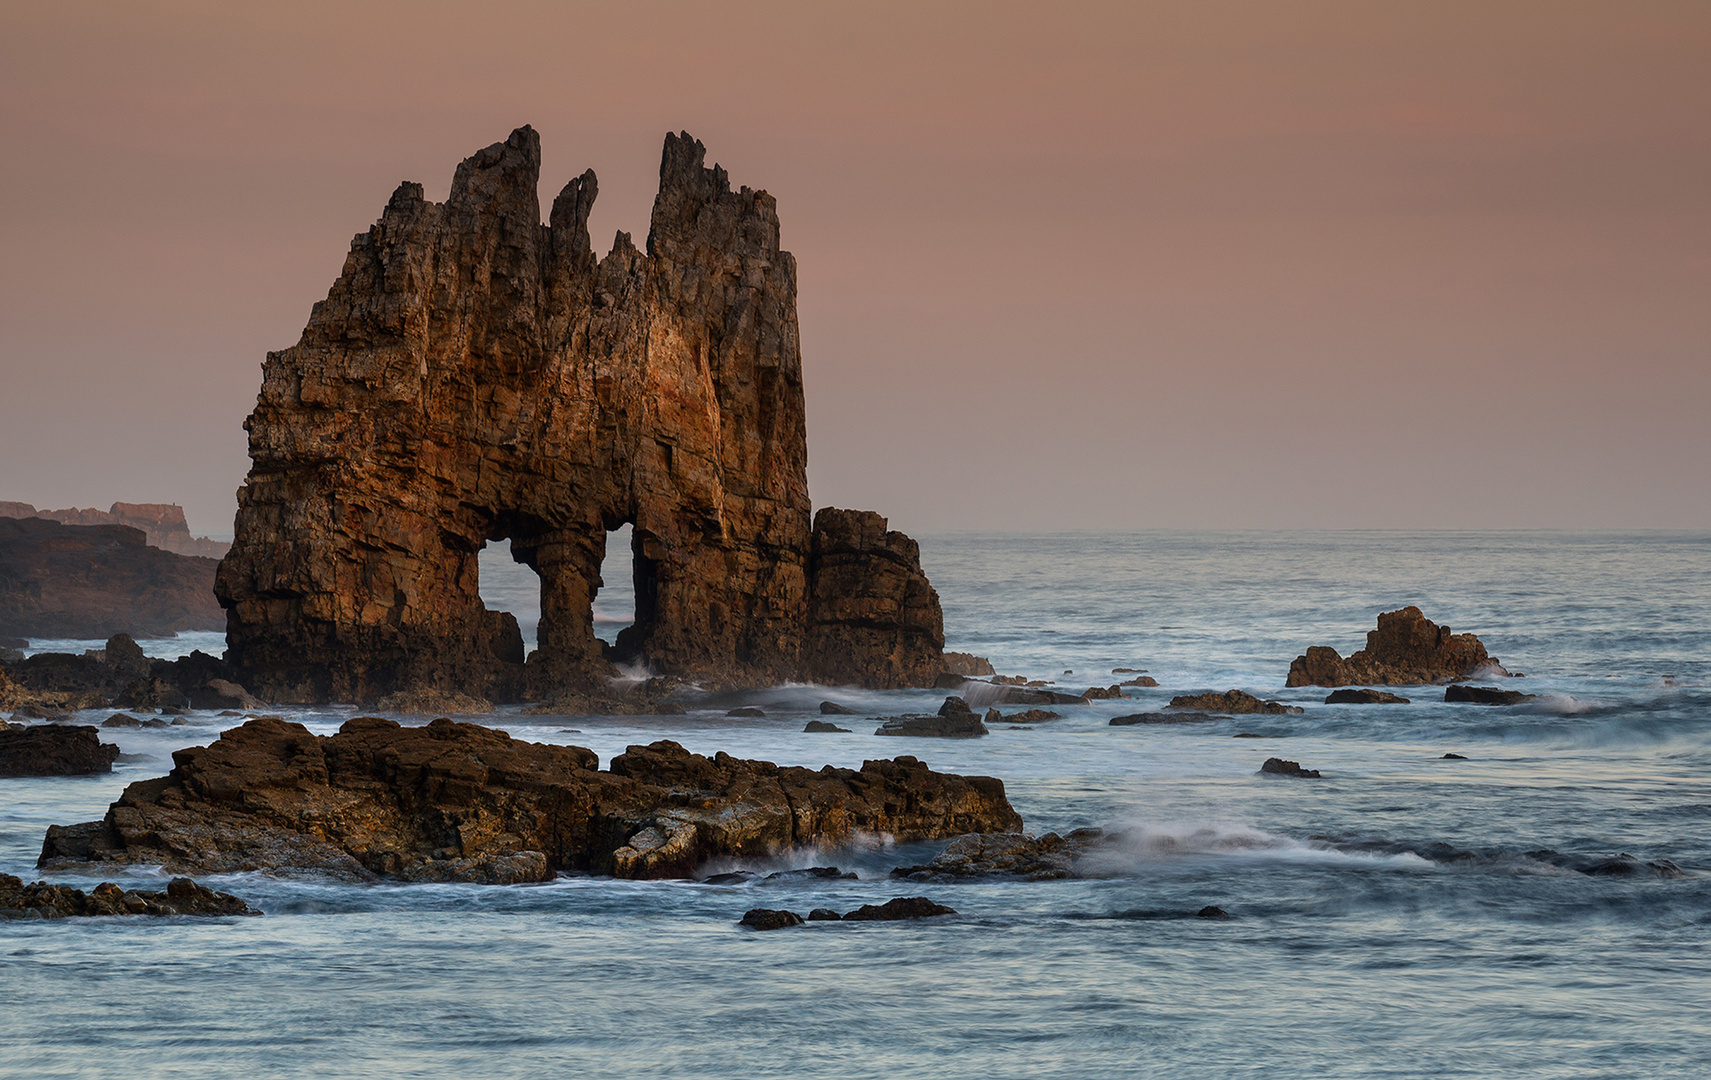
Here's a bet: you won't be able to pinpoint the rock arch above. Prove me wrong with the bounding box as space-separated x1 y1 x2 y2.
216 127 943 703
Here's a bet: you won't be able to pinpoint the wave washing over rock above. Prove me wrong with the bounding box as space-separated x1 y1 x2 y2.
215 127 946 705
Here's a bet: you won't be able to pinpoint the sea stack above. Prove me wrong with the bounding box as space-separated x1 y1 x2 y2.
216 127 944 703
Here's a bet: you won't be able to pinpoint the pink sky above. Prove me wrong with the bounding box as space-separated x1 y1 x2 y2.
3 1 1707 535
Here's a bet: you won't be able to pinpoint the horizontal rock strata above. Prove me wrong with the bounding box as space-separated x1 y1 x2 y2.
38 716 1022 882
1286 606 1509 687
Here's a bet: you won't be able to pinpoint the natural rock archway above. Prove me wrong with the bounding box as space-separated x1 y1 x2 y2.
216 127 943 703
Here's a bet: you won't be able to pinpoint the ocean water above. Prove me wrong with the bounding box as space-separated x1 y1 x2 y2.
4 531 1710 1079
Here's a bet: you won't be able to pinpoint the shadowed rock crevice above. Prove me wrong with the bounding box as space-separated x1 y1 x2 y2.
216 127 943 703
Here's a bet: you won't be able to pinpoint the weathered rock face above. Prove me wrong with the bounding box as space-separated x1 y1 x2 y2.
216 126 941 703
1286 606 1508 687
0 873 259 919
0 724 120 777
0 517 223 639
803 508 945 688
39 716 1022 882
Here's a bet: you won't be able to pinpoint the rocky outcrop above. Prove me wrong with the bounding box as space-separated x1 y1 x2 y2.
0 724 120 776
802 509 944 688
874 696 989 738
1286 607 1509 687
0 502 229 559
941 653 994 677
216 127 942 704
738 896 956 928
1325 688 1410 704
0 517 223 639
1259 757 1321 778
1168 690 1303 715
0 873 259 919
38 716 1022 882
1445 685 1535 706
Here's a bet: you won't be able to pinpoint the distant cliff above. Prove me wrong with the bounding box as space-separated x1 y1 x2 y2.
0 516 223 639
0 501 229 559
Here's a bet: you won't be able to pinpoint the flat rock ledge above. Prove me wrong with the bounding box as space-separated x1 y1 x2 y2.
1 873 258 919
1286 606 1511 687
37 716 1022 883
874 696 989 738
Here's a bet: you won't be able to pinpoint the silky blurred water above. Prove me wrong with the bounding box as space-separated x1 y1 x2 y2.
4 531 1710 1079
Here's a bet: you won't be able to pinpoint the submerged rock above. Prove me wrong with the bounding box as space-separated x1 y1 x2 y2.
1259 757 1321 778
0 873 258 919
874 696 989 739
726 707 766 718
987 708 1059 724
1110 711 1220 726
803 720 851 733
1324 688 1410 705
819 701 857 715
38 716 1021 882
739 908 804 931
1169 690 1303 716
1195 905 1232 920
807 907 842 921
1444 686 1536 706
0 725 120 777
1286 606 1510 687
1441 752 1469 760
890 829 1111 881
841 896 957 921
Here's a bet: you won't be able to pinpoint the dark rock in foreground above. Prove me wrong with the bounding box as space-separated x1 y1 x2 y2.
1259 757 1321 778
0 725 120 777
0 517 224 640
1286 606 1510 687
1 873 258 919
1110 711 1220 726
803 720 851 733
1324 688 1411 705
1445 685 1536 706
38 717 1022 882
874 696 989 739
1169 690 1303 715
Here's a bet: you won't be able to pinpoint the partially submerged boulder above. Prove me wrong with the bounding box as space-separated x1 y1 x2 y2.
1324 688 1410 705
1259 757 1321 778
1445 685 1536 706
1110 711 1220 726
0 873 259 919
0 725 120 777
1168 690 1303 716
1286 607 1509 687
803 720 851 733
38 717 1021 882
874 696 989 739
890 830 1111 881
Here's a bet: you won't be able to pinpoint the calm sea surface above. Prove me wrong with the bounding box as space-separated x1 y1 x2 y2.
5 531 1709 1078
